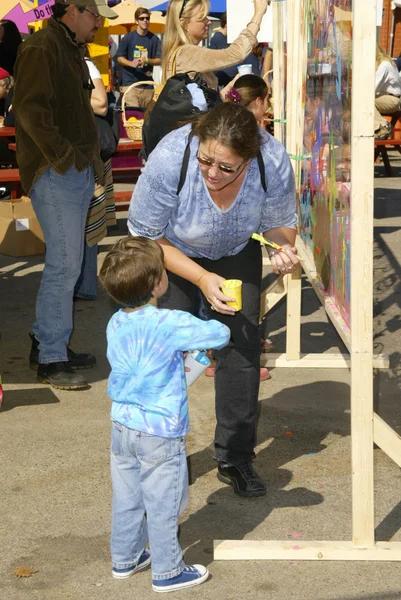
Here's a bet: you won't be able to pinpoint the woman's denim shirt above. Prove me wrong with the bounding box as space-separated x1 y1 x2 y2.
128 125 296 260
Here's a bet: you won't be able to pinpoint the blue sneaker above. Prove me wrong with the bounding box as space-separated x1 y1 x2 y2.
152 564 209 593
112 549 151 579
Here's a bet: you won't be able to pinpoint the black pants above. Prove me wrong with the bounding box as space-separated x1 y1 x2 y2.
159 240 262 464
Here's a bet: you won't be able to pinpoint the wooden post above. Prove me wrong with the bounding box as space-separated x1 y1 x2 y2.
284 0 307 362
350 0 376 547
272 0 285 144
285 267 302 360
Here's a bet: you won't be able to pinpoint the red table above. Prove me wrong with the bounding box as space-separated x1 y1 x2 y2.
0 126 15 138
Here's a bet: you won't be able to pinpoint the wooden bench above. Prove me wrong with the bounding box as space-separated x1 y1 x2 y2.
374 112 401 176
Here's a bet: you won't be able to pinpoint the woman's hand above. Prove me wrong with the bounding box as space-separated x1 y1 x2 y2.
269 246 300 276
197 273 237 316
220 73 240 101
253 0 271 18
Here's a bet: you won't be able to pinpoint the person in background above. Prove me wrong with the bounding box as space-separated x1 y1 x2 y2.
0 20 22 76
209 11 261 88
162 0 270 91
225 73 269 125
74 51 117 301
375 45 401 140
13 0 117 391
100 236 230 591
0 67 14 123
0 68 15 167
0 20 21 117
115 7 161 109
128 103 298 498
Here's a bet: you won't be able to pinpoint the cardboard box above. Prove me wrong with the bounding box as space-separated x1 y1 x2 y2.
0 196 45 257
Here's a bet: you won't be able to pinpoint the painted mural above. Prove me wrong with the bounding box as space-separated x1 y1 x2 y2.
1 1 54 34
299 0 352 326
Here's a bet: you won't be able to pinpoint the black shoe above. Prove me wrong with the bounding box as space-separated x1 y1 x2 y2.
29 333 96 370
37 361 89 390
217 462 267 497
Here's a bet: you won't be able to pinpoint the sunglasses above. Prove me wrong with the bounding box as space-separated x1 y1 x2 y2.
179 0 188 18
82 7 104 22
197 154 246 175
138 16 150 21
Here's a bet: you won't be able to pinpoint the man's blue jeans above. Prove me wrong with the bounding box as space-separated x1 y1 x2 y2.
110 422 188 580
30 165 95 363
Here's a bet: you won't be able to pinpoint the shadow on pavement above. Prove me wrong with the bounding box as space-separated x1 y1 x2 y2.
0 386 59 411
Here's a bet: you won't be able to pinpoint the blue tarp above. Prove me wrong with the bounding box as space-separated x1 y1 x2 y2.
151 0 226 13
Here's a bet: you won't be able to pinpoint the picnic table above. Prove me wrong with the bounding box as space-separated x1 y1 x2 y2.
0 126 16 139
3 135 142 204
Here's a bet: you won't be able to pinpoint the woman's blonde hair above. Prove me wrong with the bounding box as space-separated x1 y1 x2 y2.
162 0 209 83
376 45 396 68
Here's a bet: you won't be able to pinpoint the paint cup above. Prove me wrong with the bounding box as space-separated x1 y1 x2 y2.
185 350 210 386
221 279 242 311
237 64 253 76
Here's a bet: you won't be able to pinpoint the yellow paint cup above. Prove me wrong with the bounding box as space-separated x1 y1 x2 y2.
221 279 242 311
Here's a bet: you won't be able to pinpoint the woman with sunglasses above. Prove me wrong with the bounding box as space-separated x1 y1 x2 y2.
162 0 270 91
127 103 299 498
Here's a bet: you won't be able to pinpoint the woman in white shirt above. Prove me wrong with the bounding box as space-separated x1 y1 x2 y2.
375 45 401 139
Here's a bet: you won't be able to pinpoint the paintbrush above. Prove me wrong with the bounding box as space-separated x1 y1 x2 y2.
251 232 285 252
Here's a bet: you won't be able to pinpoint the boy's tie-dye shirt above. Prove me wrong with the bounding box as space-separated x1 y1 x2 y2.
106 305 230 438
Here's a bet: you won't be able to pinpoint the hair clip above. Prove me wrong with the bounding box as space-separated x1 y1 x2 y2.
225 87 241 104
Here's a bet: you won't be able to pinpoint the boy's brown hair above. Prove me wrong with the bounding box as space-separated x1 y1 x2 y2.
99 236 164 308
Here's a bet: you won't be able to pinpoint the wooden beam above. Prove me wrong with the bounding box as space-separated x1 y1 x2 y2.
285 267 302 360
374 413 401 468
214 540 401 561
260 353 388 369
272 0 285 143
259 274 287 321
350 0 376 548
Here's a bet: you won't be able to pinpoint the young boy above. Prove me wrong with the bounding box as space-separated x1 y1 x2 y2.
99 236 230 593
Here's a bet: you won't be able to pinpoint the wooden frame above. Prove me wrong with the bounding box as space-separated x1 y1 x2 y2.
215 0 401 562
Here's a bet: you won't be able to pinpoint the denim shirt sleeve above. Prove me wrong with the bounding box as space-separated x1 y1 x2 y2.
259 134 297 232
127 127 191 239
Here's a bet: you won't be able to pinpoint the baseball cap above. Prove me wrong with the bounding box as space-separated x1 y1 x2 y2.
0 68 11 80
56 0 118 19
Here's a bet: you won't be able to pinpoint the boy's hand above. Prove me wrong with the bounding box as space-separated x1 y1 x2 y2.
183 351 190 372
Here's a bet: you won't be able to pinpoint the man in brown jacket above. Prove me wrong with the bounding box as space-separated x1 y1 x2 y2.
13 0 117 390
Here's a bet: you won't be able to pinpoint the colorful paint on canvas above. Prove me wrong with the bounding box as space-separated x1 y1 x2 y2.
299 0 352 326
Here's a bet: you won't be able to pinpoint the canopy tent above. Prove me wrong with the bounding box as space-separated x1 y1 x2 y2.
150 0 226 14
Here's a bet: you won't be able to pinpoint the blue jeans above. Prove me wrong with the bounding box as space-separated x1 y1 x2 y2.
74 242 98 300
110 422 188 580
30 165 95 363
